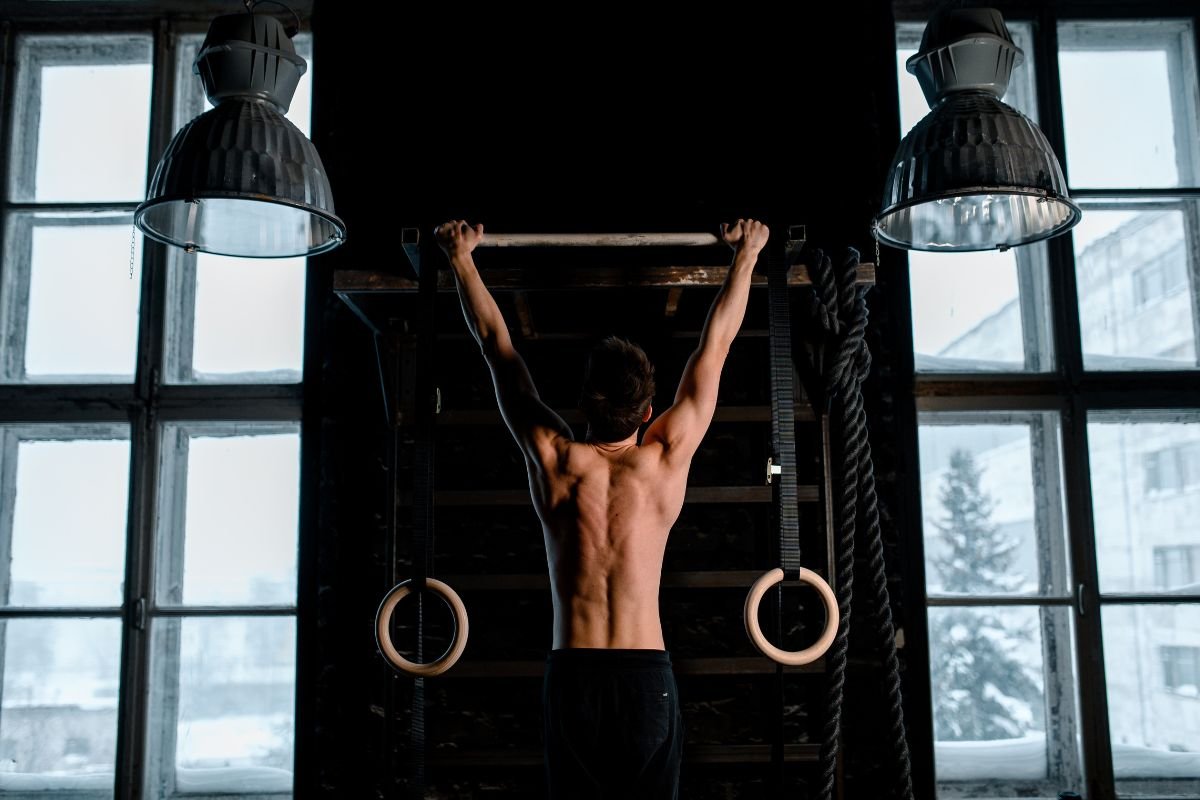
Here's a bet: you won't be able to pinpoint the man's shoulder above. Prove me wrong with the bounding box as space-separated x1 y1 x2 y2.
550 438 675 476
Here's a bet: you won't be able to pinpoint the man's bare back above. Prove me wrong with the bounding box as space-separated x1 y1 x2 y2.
535 436 687 649
436 218 768 797
435 218 769 651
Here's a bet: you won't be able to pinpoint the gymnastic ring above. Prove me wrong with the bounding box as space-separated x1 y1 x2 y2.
375 578 469 677
744 567 839 666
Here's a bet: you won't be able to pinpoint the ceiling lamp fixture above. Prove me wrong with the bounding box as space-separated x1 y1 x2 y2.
135 2 345 258
873 8 1081 252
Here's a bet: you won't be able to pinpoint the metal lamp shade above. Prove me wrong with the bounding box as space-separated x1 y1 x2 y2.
874 91 1081 252
135 98 345 258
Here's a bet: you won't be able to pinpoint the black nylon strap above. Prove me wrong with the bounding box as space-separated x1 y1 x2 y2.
767 246 802 583
407 247 438 798
766 243 803 795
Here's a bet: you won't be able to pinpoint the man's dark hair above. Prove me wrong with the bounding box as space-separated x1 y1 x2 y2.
580 336 656 442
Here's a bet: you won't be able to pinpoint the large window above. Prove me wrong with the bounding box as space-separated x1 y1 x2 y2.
898 8 1200 800
0 19 311 798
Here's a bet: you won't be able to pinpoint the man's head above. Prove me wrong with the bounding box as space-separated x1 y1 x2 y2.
580 336 656 443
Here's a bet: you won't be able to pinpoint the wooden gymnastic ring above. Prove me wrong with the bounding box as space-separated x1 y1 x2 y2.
744 567 839 666
375 578 469 677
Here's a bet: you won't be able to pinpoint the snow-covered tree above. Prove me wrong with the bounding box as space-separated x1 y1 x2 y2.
931 449 1043 741
933 449 1022 594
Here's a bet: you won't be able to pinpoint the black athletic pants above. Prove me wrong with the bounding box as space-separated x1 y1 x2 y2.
542 648 683 799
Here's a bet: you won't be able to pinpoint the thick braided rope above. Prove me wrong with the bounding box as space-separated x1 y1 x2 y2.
842 249 914 800
815 248 913 800
857 402 914 800
812 248 859 800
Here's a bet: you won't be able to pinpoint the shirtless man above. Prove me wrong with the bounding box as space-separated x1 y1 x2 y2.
435 218 769 799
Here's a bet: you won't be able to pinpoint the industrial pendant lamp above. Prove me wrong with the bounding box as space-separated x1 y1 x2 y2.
135 4 346 258
873 8 1081 252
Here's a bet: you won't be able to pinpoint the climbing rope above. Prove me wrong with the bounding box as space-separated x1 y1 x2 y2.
808 247 913 800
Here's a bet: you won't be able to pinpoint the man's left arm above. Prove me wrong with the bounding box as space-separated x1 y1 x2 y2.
436 220 573 465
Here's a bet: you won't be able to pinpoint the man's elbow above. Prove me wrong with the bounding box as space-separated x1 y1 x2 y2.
479 334 518 365
477 333 500 359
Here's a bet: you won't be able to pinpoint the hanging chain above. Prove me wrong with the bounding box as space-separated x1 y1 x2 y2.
129 224 137 280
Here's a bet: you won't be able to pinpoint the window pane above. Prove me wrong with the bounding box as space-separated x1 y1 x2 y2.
1 211 144 383
9 34 152 202
1059 21 1200 189
193 254 304 380
0 617 121 793
897 23 1052 373
929 606 1055 785
1102 605 1200 793
146 616 294 795
1074 200 1198 370
2 427 130 607
919 416 1067 596
165 253 306 383
909 248 1052 372
1088 414 1200 594
157 425 299 606
165 35 312 384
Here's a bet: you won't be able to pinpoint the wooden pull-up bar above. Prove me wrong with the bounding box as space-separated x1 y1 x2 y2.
407 227 808 250
475 232 723 248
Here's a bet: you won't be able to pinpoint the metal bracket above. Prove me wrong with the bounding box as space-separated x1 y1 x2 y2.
786 224 808 256
401 227 421 277
766 456 783 484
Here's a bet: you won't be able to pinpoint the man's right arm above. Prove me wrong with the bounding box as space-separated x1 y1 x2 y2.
643 219 769 461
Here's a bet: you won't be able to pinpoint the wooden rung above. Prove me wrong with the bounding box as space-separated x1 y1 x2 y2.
434 406 816 425
428 485 818 506
426 328 774 340
438 570 782 591
427 657 824 679
428 743 819 767
334 263 875 293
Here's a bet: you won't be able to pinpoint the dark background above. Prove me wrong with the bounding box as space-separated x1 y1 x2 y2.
299 1 932 797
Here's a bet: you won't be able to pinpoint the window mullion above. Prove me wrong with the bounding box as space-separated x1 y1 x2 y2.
116 402 156 799
1182 194 1200 369
0 212 32 380
1016 242 1053 372
1033 415 1082 786
0 429 18 720
1170 24 1200 190
0 22 13 373
6 28 42 205
142 424 188 799
115 18 174 800
163 250 197 383
1033 7 1119 799
134 20 173 403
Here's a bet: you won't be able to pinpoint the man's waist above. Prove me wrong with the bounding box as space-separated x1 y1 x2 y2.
546 647 672 670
